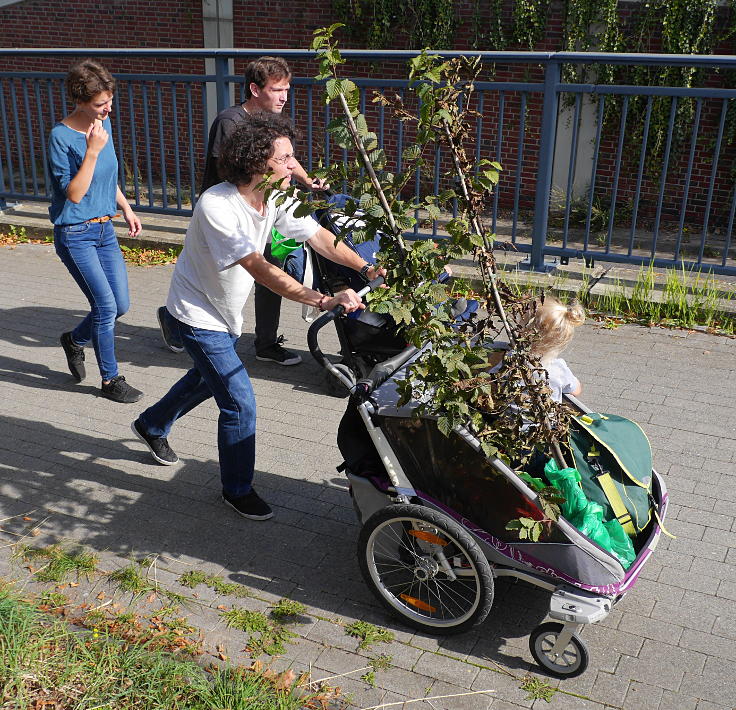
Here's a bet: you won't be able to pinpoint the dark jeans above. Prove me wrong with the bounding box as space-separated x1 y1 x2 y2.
54 220 129 380
138 320 257 498
253 242 306 352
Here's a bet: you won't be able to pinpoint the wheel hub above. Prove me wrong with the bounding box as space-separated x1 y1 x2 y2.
413 556 439 581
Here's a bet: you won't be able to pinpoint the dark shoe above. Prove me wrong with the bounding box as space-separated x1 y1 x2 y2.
131 419 178 466
100 375 143 403
222 489 273 521
157 306 184 353
255 336 302 366
60 332 85 382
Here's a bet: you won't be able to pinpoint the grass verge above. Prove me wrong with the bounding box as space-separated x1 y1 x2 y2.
0 585 338 709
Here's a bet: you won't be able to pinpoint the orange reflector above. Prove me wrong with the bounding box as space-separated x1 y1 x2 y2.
408 529 448 546
399 594 437 613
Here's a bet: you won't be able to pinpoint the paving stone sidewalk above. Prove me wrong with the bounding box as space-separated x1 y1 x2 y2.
0 242 735 710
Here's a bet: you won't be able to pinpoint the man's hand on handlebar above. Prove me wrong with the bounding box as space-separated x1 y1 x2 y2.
323 289 365 313
366 265 386 282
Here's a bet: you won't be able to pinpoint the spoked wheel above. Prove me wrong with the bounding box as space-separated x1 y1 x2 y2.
529 622 589 678
358 503 494 634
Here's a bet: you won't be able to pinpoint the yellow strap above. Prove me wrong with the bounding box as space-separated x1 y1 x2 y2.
597 472 636 535
653 507 677 539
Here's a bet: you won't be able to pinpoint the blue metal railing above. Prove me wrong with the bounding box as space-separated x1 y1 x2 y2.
0 48 735 274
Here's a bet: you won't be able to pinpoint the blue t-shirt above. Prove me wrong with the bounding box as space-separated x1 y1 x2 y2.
48 119 118 225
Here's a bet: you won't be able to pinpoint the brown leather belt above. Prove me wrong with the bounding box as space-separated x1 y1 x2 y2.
85 214 116 224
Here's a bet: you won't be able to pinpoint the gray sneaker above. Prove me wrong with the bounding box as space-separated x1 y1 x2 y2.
157 306 184 353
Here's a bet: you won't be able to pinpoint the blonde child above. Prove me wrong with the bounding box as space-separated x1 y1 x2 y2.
525 296 585 402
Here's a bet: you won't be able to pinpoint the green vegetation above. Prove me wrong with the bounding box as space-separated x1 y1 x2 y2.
506 262 736 335
520 673 558 702
178 569 253 598
269 598 308 622
220 608 297 656
0 587 325 709
344 620 395 650
16 544 98 583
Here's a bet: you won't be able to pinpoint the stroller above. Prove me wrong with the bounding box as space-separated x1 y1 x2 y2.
307 282 668 678
308 193 474 392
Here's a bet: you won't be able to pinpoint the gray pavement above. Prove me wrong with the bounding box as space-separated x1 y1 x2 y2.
0 238 735 709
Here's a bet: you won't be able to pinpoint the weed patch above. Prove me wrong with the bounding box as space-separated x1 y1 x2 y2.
16 543 97 583
178 569 252 598
345 620 394 650
220 608 297 656
520 674 558 702
270 597 307 622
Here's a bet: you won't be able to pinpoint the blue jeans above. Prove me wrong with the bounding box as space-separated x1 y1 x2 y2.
138 321 257 497
54 220 129 381
254 242 306 351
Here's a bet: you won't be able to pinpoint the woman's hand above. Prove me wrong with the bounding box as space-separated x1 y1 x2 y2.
85 120 109 156
123 207 142 238
365 265 386 282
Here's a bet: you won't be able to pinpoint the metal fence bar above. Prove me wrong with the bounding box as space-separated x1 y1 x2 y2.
673 99 703 262
584 95 605 253
492 91 504 236
562 93 582 250
156 81 168 209
627 96 652 256
511 92 527 245
605 95 629 254
171 83 182 211
652 97 678 258
528 61 560 270
9 80 26 194
21 79 39 195
698 98 729 264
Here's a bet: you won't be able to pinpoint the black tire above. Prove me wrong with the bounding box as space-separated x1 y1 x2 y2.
358 503 494 634
529 622 589 678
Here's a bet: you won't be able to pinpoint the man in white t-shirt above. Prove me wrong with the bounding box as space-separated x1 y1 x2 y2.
131 114 382 521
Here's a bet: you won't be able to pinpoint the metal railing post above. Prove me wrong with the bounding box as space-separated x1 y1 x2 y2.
214 54 230 114
525 59 560 273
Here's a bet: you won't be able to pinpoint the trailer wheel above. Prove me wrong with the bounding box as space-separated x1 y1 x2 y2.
358 503 494 634
529 622 589 678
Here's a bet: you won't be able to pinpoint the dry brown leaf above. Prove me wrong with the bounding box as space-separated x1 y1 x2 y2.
29 528 41 537
96 592 105 600
22 516 33 521
146 592 157 603
275 669 297 690
216 604 227 610
69 582 79 588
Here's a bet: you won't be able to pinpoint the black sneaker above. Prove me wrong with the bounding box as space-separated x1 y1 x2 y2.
60 331 86 382
255 336 302 366
131 419 179 466
157 306 184 353
222 489 273 521
100 375 144 403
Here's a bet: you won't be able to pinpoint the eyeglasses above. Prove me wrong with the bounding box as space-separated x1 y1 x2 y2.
270 153 294 165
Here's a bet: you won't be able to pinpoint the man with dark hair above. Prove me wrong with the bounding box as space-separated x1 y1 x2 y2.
133 115 383 521
157 56 325 365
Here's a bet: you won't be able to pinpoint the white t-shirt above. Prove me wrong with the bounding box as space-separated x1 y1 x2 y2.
544 357 580 402
167 182 319 335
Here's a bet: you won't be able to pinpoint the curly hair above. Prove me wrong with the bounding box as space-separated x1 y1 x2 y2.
217 114 296 186
526 295 585 365
244 56 291 99
66 59 115 104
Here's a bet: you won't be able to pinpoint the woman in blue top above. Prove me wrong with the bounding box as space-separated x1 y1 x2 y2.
48 59 143 403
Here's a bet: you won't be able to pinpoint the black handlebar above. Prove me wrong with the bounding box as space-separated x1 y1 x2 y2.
307 276 385 368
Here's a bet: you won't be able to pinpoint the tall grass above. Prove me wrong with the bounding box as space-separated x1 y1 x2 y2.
511 262 736 334
0 588 317 710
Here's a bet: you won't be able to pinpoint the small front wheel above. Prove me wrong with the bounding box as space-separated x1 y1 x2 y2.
529 622 589 678
358 503 494 634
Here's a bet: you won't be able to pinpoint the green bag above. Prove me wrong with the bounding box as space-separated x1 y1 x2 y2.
270 228 301 261
543 460 587 520
569 413 653 535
